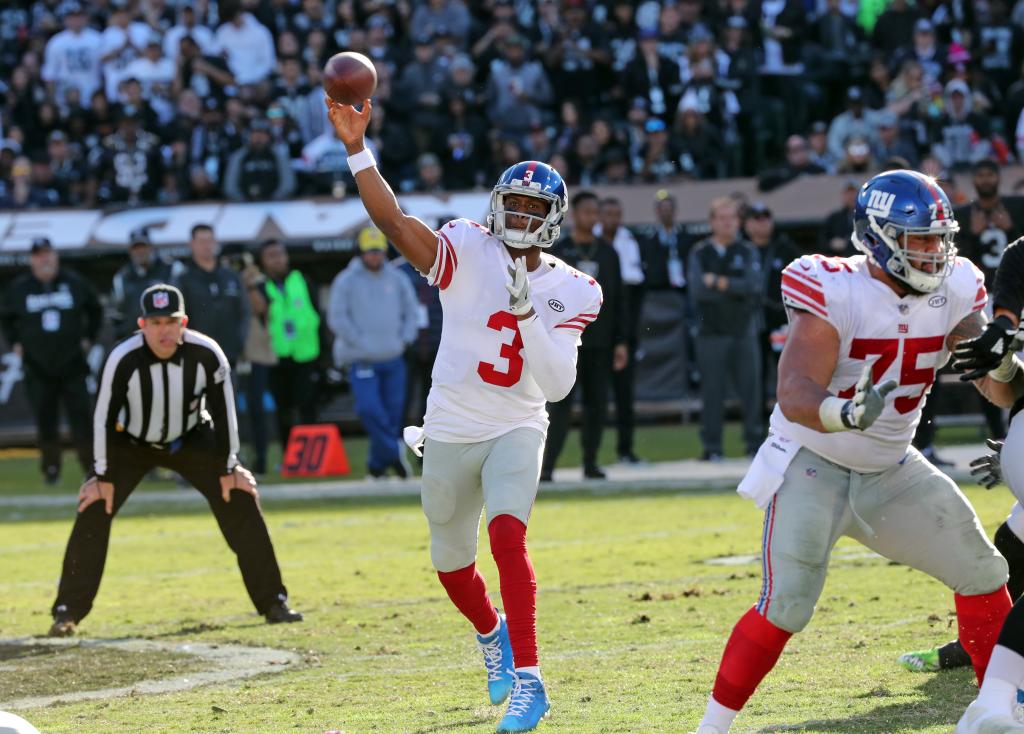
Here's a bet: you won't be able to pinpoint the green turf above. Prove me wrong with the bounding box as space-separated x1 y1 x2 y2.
0 466 1011 733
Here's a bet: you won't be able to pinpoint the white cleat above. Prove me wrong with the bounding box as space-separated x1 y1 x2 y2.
956 701 1024 734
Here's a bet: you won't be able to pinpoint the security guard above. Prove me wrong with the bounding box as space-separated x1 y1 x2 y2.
48 284 302 637
109 227 174 338
0 238 101 484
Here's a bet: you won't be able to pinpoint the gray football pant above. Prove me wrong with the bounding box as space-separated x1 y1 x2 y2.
696 332 763 454
756 446 1007 633
420 428 544 573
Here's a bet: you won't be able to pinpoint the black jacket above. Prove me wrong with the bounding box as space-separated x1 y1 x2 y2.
1 268 101 378
552 234 628 349
171 259 250 364
688 237 762 336
754 236 803 333
110 257 175 337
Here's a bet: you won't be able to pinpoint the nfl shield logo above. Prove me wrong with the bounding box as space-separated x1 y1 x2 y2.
154 291 169 309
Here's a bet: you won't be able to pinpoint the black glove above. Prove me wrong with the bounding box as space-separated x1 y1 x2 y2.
953 315 1018 382
969 438 1004 489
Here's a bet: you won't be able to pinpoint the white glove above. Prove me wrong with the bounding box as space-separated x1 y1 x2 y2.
819 364 898 432
505 257 533 317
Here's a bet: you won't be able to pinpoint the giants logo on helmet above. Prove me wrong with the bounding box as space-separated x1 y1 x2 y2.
153 291 169 308
865 189 896 218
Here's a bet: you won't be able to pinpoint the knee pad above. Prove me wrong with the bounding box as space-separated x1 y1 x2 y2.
431 537 477 574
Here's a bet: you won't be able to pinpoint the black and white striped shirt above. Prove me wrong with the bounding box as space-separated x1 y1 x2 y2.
93 330 240 480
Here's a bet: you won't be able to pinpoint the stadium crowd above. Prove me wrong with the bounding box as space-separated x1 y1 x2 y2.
4 0 1024 205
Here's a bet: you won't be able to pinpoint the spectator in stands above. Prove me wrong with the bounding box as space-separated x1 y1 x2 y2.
110 227 174 338
274 55 321 144
301 119 375 196
975 0 1022 93
743 202 801 413
124 33 175 101
327 228 418 479
434 90 488 190
164 2 218 62
544 191 628 481
826 86 879 161
413 152 445 193
673 98 725 180
932 79 993 170
872 109 919 168
411 0 471 49
819 179 859 256
251 239 322 457
116 76 158 128
173 34 235 102
171 224 249 367
216 5 276 89
266 103 305 159
758 134 826 192
88 105 163 205
45 131 85 205
596 196 646 465
835 136 876 175
807 121 838 174
638 118 681 182
395 31 449 148
688 197 763 461
0 155 59 209
224 118 295 201
98 3 148 101
621 28 683 122
0 238 100 485
545 0 611 103
871 0 917 55
486 33 554 140
41 3 102 109
894 19 947 87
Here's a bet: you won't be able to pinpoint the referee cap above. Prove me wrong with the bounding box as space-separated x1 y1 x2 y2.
141 284 186 318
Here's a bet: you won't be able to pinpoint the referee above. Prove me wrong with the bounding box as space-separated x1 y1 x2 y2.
48 284 302 637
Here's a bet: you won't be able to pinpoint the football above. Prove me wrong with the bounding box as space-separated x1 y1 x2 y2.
322 52 377 106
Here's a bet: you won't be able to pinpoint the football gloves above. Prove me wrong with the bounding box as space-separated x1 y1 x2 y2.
954 315 1018 382
969 439 1004 490
506 257 533 317
842 364 898 430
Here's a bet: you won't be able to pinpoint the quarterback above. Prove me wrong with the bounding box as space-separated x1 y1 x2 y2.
693 170 1020 734
326 96 602 733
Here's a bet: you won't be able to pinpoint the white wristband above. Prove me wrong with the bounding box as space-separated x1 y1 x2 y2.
347 148 376 175
990 354 1022 383
819 396 851 432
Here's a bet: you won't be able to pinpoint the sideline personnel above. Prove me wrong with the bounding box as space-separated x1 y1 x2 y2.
48 284 302 637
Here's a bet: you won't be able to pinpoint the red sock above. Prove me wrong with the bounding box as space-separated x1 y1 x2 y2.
712 606 793 711
489 514 538 668
956 586 1013 685
437 563 500 636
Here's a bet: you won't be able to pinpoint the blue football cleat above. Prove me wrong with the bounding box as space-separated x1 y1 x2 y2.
496 671 550 732
478 613 515 705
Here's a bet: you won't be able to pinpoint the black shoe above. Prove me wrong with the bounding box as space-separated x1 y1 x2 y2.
368 466 386 479
391 459 409 479
48 613 77 637
265 601 303 624
539 470 553 483
699 451 724 463
583 465 606 479
44 467 60 486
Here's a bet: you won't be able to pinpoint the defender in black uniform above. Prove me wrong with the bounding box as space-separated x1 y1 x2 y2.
48 284 301 637
0 238 100 484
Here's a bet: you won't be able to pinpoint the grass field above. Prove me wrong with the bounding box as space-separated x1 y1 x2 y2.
0 422 1006 733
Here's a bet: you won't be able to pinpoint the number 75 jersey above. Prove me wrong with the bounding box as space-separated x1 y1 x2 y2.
422 218 603 443
772 253 986 472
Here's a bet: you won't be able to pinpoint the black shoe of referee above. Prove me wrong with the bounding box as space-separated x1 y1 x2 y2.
265 601 303 624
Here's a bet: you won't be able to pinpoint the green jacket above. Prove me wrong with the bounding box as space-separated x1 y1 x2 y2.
266 271 321 363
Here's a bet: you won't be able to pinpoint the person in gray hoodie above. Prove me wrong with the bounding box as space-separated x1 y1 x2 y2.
328 226 419 478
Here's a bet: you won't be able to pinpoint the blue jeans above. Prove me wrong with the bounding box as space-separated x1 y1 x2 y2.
350 357 406 472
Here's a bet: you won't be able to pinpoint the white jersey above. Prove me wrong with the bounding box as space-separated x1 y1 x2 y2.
423 218 603 442
772 253 986 472
41 28 103 105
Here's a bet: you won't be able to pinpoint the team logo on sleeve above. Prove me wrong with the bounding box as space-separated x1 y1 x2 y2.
547 299 565 312
865 189 896 218
928 295 947 308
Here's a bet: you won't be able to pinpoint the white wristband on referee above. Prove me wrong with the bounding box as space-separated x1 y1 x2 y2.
819 396 851 432
347 148 376 175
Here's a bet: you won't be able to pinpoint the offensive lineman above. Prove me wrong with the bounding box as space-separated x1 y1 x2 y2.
692 170 1019 734
325 97 602 733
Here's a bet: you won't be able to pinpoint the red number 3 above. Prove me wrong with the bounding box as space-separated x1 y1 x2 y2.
477 311 524 387
837 336 945 414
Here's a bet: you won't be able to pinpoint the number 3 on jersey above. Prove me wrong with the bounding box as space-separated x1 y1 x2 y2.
477 311 524 387
837 336 945 413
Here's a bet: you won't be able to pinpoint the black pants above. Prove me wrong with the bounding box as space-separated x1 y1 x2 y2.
404 349 437 425
543 346 612 472
52 425 288 622
269 358 318 446
24 368 93 479
611 339 637 457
